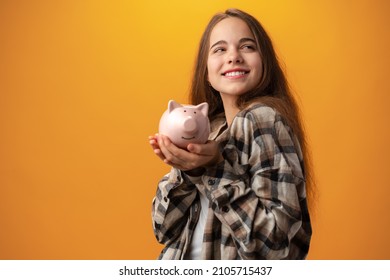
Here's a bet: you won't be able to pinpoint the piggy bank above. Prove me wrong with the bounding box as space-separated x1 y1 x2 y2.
159 100 210 149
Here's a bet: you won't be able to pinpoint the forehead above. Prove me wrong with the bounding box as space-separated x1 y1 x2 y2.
209 17 254 43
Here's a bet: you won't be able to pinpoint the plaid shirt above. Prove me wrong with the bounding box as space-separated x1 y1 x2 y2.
152 104 312 259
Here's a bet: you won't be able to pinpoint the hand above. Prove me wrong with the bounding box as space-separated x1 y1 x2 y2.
148 134 223 171
148 134 165 161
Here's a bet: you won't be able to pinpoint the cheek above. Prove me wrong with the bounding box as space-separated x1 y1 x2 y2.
206 59 213 73
254 58 263 82
207 60 216 81
207 56 220 72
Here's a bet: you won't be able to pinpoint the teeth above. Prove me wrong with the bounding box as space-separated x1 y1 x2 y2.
225 71 246 77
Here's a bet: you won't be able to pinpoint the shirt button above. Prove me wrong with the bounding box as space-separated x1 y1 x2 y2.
221 206 230 213
208 179 215 185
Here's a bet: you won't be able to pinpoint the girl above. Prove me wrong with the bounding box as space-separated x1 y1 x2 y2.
149 8 313 260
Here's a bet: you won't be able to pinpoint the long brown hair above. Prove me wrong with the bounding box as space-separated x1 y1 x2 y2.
189 8 316 212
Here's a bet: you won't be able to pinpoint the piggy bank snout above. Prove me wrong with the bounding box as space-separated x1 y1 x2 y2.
183 116 197 133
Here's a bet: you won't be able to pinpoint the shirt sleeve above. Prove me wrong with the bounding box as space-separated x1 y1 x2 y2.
202 105 307 259
151 168 198 245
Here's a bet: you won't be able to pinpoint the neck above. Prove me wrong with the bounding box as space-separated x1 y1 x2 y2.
221 96 240 127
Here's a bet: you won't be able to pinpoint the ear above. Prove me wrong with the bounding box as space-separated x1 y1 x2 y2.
196 102 209 116
168 100 182 113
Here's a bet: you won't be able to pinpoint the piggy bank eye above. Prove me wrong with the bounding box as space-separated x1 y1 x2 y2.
194 112 197 114
184 110 186 112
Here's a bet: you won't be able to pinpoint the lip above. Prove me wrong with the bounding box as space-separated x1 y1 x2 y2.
221 68 250 78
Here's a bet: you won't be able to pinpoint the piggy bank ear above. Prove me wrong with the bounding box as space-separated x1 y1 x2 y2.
196 102 209 116
168 100 182 113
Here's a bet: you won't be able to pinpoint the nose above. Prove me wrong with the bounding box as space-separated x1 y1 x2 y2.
228 49 243 64
183 116 197 133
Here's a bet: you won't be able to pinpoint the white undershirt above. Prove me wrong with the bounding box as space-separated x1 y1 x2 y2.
186 191 209 260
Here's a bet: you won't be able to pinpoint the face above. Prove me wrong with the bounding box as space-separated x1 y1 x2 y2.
207 17 263 105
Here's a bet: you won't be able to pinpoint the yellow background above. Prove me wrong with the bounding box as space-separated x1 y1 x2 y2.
1 0 389 259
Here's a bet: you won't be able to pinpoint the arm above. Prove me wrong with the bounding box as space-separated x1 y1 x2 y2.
203 106 308 259
151 168 198 245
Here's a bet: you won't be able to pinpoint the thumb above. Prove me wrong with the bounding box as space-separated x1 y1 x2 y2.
187 143 202 154
188 141 217 156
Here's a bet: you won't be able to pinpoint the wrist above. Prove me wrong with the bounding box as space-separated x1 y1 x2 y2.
205 152 224 168
184 167 205 177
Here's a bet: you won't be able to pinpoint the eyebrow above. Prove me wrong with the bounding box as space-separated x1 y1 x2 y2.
209 37 256 50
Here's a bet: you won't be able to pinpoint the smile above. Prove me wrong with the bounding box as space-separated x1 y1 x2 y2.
222 68 250 78
223 71 248 77
181 136 195 140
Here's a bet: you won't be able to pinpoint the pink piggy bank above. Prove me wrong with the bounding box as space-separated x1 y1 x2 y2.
159 100 210 149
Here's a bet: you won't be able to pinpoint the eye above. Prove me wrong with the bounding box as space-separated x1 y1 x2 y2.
213 47 226 53
241 44 256 51
194 111 196 114
184 110 186 112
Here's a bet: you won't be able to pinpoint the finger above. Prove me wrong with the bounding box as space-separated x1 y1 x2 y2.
148 134 159 144
153 148 166 161
187 141 216 156
157 135 177 162
148 134 159 141
149 138 160 152
159 136 185 164
149 141 165 162
158 135 193 168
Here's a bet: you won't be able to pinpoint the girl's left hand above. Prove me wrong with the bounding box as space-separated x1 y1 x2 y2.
153 134 223 171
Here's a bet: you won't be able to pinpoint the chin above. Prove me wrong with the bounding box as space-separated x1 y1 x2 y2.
221 88 249 96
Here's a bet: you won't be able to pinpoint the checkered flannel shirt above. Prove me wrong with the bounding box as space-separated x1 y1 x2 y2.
152 104 312 259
